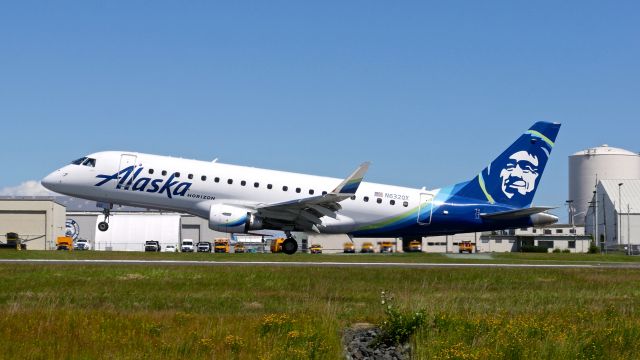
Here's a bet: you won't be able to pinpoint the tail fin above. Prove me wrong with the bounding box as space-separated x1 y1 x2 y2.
456 122 561 208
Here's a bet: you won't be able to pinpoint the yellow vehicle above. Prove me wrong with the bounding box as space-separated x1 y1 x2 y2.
270 238 285 253
361 242 374 253
459 241 474 254
343 242 355 253
56 236 73 251
407 240 422 252
234 243 246 253
214 238 230 253
309 244 322 254
0 232 25 250
379 241 394 253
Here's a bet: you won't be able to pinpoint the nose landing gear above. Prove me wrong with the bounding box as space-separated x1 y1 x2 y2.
97 205 111 232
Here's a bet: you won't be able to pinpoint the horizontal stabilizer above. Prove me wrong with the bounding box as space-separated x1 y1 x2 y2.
481 206 556 220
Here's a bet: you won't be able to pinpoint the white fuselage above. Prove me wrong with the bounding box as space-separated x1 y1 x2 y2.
42 151 436 235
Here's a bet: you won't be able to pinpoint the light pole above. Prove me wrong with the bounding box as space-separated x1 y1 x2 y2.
618 183 624 254
593 190 598 247
566 200 577 251
565 200 575 227
628 204 632 255
572 211 586 228
571 211 586 252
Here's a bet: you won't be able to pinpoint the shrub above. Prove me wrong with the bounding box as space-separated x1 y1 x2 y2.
552 248 561 253
376 291 426 346
588 242 601 254
562 249 571 253
521 245 548 253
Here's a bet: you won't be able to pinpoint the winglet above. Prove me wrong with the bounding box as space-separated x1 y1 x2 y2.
331 162 370 194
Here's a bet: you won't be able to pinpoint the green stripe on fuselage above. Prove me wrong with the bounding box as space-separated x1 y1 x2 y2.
355 196 436 232
356 206 420 232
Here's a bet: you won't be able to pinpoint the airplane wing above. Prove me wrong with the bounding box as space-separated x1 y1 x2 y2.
255 162 370 232
480 206 556 220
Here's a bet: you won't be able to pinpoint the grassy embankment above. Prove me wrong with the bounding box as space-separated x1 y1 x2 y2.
2 249 640 264
1 261 640 359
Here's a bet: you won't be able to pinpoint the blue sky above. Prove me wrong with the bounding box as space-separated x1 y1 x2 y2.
1 1 638 220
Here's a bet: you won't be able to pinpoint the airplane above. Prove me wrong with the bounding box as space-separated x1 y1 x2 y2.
42 122 561 254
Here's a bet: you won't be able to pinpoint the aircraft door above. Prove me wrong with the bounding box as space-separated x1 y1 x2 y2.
417 193 433 225
117 154 138 188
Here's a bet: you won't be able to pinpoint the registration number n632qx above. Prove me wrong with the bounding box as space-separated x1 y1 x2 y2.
384 193 409 201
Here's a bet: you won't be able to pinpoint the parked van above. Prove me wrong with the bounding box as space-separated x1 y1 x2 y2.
181 239 195 252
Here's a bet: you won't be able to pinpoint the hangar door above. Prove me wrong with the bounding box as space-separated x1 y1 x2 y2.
94 214 181 251
0 211 46 249
181 224 201 243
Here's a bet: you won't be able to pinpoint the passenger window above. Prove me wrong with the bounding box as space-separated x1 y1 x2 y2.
283 186 288 191
351 195 356 200
174 172 180 178
188 174 193 179
241 180 247 186
390 200 395 205
322 191 328 195
162 170 167 176
149 169 154 175
215 177 220 183
364 196 369 202
403 201 408 207
267 184 273 189
228 179 233 184
254 182 259 188
376 198 382 204
71 157 86 165
296 188 301 193
201 175 206 181
309 189 315 195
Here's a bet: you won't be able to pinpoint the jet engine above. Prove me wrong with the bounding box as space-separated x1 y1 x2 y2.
208 204 263 233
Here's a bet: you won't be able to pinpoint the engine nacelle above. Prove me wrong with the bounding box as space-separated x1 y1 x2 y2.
208 204 263 233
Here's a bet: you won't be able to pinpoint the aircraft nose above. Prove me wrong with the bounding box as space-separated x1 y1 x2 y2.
41 170 61 191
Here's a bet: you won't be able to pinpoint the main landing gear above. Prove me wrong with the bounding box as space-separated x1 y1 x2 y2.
98 207 111 232
282 231 298 255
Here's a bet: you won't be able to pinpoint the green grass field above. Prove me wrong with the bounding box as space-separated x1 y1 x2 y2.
3 249 640 264
1 251 640 359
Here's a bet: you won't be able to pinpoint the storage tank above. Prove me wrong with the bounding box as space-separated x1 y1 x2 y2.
569 145 640 225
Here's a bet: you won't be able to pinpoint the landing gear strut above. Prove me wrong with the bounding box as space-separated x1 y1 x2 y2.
98 207 111 232
282 231 298 255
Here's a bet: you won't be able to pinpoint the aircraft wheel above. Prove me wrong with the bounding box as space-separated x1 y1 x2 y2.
282 238 298 255
98 221 109 232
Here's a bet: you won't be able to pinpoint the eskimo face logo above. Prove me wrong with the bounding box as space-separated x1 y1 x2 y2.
95 166 192 199
65 219 79 240
499 151 539 199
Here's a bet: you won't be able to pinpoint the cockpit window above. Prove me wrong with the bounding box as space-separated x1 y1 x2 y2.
71 157 87 165
82 158 96 167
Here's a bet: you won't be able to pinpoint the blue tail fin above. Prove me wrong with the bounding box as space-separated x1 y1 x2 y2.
456 122 561 208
